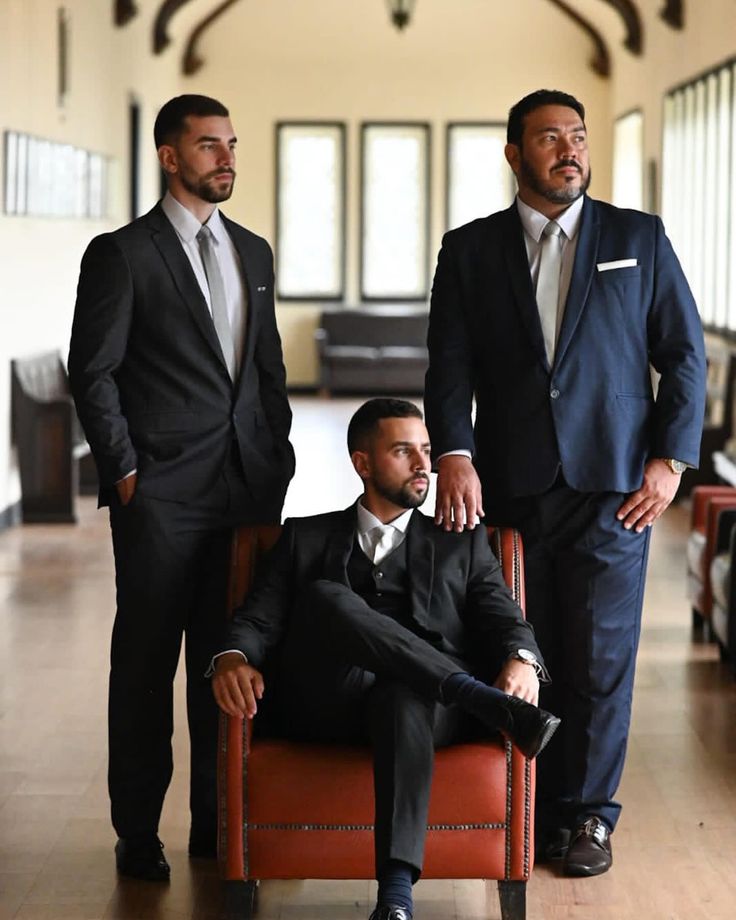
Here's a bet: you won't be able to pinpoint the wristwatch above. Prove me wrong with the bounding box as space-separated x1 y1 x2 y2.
512 648 539 667
661 458 687 475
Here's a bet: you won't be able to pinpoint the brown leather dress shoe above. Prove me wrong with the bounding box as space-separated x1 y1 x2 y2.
564 817 612 876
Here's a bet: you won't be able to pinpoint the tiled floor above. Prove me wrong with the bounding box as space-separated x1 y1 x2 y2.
1 396 735 918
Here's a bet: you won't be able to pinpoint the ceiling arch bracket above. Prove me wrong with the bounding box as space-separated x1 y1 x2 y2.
183 0 241 76
660 0 684 29
547 0 611 78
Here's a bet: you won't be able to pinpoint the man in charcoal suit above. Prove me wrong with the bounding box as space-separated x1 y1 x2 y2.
69 95 294 879
212 398 559 920
424 89 706 876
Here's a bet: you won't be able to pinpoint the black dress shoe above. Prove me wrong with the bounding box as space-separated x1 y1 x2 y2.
535 826 571 863
369 907 412 920
115 835 170 881
188 832 217 859
564 817 612 876
503 696 561 759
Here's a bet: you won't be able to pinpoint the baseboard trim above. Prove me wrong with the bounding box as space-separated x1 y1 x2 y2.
287 385 320 394
0 501 22 532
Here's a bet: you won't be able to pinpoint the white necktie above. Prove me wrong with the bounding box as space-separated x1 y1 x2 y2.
372 525 396 564
197 224 237 380
536 220 564 365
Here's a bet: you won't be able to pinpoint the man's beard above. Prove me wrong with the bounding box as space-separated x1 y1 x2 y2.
520 155 591 205
374 474 429 510
181 168 235 204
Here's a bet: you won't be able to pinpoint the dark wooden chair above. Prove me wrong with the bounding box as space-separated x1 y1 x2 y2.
218 524 534 920
11 351 96 523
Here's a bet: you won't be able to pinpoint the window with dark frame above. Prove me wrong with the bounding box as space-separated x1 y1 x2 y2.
275 122 346 301
360 122 430 302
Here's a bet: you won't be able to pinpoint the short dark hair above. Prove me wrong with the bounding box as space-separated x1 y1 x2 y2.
347 398 424 453
153 94 229 148
506 89 586 147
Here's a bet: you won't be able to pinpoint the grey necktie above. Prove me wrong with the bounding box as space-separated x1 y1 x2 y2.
197 224 237 380
536 220 564 365
372 525 396 564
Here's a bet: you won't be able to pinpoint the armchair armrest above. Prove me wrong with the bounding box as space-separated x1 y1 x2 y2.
691 485 736 531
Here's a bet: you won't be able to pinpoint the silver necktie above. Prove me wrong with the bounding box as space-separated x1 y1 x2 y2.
197 224 237 380
536 220 564 365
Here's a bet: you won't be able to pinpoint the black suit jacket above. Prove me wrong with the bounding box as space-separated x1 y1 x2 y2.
68 202 294 506
425 197 706 509
224 505 545 678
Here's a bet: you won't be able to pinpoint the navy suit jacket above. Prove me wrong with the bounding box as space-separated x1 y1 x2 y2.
69 202 294 508
425 196 706 510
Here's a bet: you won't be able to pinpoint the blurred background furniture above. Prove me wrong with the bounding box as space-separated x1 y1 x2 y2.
680 339 736 497
218 524 534 920
686 485 736 636
315 307 429 395
11 351 97 523
709 511 736 675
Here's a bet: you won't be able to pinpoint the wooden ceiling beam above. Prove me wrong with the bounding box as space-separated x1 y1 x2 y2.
183 0 240 76
595 0 643 54
660 0 684 29
114 0 138 27
154 0 196 53
546 0 611 77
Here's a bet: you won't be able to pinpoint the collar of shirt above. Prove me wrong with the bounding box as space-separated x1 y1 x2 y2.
161 191 227 246
356 501 414 540
515 193 584 243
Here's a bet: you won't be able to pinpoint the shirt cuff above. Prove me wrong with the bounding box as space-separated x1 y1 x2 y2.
437 450 473 462
204 648 248 678
115 469 137 483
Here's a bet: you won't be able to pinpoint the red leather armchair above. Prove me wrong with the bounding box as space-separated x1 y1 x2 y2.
218 525 534 920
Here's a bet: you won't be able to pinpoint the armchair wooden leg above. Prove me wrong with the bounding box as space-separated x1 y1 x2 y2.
497 880 526 920
221 880 258 919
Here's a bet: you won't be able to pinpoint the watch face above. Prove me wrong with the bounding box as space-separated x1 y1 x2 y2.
516 649 536 663
667 459 687 474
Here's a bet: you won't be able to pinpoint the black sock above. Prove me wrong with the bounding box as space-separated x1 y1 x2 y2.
377 859 414 913
441 672 511 729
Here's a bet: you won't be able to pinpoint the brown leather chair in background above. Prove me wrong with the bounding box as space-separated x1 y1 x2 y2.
217 525 535 920
686 485 736 634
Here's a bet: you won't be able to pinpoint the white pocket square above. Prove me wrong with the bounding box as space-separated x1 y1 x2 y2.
596 259 638 272
257 285 267 292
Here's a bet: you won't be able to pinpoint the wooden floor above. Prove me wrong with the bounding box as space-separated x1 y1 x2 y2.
1 395 736 919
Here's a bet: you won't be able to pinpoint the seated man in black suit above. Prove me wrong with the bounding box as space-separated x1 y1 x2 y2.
212 398 559 920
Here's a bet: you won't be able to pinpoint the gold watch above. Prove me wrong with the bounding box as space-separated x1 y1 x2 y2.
662 458 687 475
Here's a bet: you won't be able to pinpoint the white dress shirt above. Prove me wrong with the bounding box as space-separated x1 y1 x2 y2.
356 502 414 563
161 191 248 374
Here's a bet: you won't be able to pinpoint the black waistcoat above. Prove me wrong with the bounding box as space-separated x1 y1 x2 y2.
346 537 414 630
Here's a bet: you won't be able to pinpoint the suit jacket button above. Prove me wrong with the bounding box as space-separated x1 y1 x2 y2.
550 388 560 399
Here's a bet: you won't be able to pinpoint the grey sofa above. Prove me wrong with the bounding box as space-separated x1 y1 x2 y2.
315 307 429 395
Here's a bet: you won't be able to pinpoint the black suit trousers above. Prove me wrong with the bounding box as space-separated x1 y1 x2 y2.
269 580 479 876
107 449 272 842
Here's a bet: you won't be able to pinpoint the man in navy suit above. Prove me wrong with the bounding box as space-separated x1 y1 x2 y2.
69 95 294 879
424 89 706 876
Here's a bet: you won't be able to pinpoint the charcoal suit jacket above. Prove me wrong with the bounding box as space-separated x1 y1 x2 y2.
224 504 544 680
69 201 294 507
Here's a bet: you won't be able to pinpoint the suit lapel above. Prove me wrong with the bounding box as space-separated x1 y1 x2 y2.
406 513 435 626
554 196 600 368
146 205 230 376
499 206 550 371
221 215 257 393
322 505 358 585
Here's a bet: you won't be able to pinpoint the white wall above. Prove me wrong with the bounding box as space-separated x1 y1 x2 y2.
0 0 181 515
